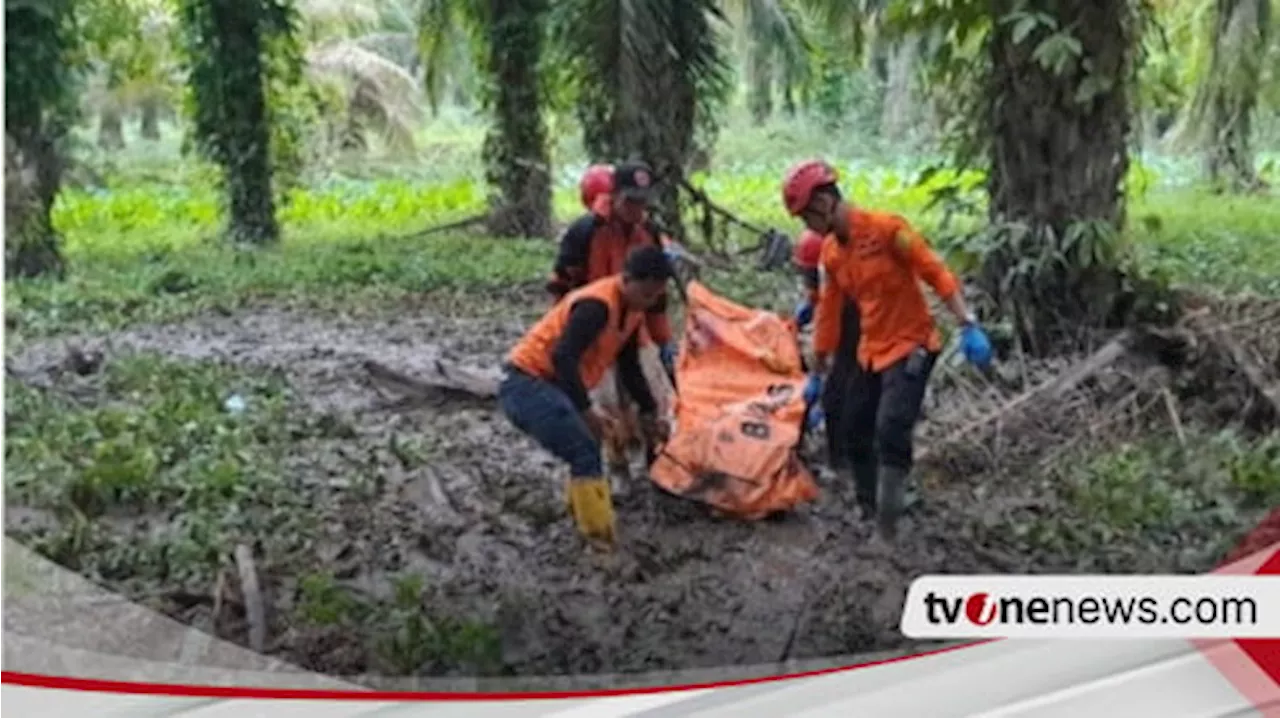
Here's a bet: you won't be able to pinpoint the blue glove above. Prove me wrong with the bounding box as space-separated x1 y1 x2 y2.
805 405 825 431
662 243 681 263
960 323 993 369
795 301 814 328
659 342 677 372
802 373 822 405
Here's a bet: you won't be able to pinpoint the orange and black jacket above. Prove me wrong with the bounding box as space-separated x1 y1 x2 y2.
814 208 960 373
510 277 657 414
545 206 674 346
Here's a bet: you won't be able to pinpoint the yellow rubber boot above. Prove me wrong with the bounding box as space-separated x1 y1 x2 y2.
566 476 617 551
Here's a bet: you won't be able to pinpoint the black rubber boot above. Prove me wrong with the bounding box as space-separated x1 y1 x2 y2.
877 464 909 541
851 461 878 520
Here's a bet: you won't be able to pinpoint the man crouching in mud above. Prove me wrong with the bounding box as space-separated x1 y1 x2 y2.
781 159 993 542
499 245 675 551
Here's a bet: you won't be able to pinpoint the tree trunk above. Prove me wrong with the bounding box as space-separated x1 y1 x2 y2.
482 0 552 238
211 0 279 244
746 40 773 122
97 104 126 150
577 1 721 240
880 35 921 141
985 0 1137 348
5 131 67 279
139 97 162 140
1201 0 1270 192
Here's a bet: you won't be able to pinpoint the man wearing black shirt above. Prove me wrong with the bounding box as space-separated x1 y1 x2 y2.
500 246 675 550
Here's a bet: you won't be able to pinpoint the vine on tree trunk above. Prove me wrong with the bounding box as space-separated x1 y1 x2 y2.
479 0 553 238
176 0 303 244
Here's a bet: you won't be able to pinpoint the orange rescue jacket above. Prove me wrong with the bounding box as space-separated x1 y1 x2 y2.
545 195 674 345
814 207 960 372
508 276 646 392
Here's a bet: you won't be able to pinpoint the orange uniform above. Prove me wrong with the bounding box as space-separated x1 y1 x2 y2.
508 276 646 393
813 208 960 372
546 196 674 347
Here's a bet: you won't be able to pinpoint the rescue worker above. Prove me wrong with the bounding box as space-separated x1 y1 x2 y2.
791 229 861 474
548 160 677 375
500 245 675 550
781 159 993 540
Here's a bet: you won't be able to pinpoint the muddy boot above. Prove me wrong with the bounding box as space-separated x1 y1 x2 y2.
850 461 878 520
876 465 909 541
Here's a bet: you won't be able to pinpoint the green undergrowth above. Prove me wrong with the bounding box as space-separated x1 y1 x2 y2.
1002 431 1280 569
8 128 1279 343
4 352 502 671
296 571 503 675
4 354 312 590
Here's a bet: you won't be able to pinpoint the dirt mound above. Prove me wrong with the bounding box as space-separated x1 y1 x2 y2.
5 296 1277 683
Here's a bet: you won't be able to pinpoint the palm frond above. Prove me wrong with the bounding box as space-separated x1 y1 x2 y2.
416 0 484 114
306 39 425 148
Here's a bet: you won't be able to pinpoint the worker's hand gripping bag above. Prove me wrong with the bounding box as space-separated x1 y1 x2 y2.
589 324 676 456
648 282 820 519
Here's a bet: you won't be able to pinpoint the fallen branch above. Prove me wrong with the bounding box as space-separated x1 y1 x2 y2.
920 331 1133 462
679 179 771 237
233 544 266 654
398 213 489 241
364 358 500 403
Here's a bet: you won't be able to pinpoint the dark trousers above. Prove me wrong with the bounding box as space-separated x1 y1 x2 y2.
822 298 860 469
838 347 938 472
498 368 603 478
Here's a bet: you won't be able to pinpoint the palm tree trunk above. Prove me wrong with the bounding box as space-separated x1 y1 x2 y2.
746 39 773 122
481 0 552 238
1200 0 1270 191
98 104 126 150
140 97 162 140
879 35 920 141
5 128 68 279
212 0 279 244
985 0 1137 347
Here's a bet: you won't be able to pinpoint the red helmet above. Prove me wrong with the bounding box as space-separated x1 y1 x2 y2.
580 164 615 209
791 230 824 270
781 159 838 216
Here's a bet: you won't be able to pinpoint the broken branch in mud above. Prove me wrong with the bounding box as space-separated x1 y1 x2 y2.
233 544 266 654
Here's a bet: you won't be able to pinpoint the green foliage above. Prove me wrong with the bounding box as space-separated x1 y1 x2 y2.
998 430 1280 566
4 354 311 587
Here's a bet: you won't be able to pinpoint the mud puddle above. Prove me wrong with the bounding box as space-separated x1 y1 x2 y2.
4 304 1236 681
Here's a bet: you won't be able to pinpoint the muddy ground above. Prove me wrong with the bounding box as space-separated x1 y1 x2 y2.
5 295 1274 683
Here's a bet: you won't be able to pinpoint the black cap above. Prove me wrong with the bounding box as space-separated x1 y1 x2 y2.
623 245 675 282
613 161 655 202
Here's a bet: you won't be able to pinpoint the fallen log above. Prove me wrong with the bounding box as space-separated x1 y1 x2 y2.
364 358 501 404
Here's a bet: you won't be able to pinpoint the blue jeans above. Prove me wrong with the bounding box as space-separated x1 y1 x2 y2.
498 367 603 478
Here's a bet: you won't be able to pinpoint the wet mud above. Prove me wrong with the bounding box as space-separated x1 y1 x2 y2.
5 301 1269 682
